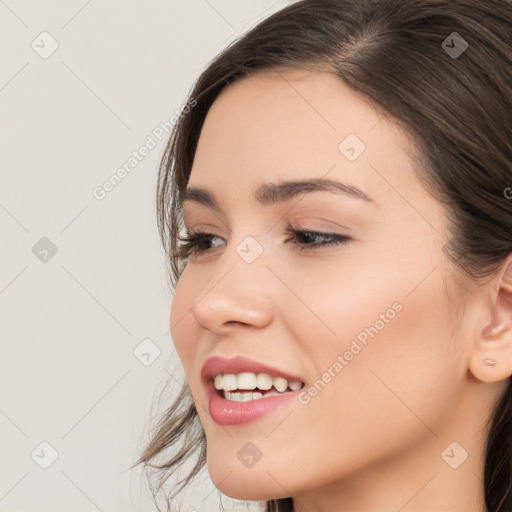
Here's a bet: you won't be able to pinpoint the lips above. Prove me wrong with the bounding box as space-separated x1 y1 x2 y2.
201 355 306 426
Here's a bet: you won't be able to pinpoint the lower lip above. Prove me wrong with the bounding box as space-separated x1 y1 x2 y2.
208 388 301 426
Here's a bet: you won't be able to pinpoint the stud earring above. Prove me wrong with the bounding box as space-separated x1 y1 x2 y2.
484 358 497 368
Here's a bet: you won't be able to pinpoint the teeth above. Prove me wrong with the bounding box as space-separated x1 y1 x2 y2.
289 380 302 391
238 372 257 390
224 390 290 402
214 374 223 390
273 376 288 393
256 373 273 390
223 391 253 402
213 372 304 393
220 374 237 391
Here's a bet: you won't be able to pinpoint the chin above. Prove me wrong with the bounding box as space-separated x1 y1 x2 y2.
206 454 289 501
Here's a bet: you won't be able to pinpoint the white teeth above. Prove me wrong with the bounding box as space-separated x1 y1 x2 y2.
214 374 223 390
256 373 273 390
238 372 257 390
224 390 290 402
224 391 261 402
221 374 238 391
214 372 304 394
273 376 288 393
289 380 302 391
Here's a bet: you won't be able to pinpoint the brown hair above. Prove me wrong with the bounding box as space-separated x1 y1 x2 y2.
131 1 512 510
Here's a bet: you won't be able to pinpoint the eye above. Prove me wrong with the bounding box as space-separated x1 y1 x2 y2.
284 223 352 252
177 223 352 261
176 230 223 261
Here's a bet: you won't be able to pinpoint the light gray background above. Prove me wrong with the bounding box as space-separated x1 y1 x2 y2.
0 1 292 510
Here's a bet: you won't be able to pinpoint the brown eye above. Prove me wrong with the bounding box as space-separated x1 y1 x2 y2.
284 224 352 252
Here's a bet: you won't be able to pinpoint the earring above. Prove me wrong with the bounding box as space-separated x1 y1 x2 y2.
484 358 497 368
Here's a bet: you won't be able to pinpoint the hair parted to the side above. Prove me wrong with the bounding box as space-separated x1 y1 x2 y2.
130 1 512 510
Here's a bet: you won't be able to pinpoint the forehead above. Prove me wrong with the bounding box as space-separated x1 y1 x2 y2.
188 68 428 215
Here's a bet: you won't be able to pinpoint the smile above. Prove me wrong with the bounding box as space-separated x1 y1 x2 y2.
202 356 306 425
214 372 303 401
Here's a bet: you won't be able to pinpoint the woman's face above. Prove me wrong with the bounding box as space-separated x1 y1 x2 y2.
170 69 485 505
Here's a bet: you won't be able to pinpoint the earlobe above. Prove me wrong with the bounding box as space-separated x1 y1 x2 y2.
468 256 512 383
469 343 511 383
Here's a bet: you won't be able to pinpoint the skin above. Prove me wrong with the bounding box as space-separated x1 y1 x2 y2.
169 68 512 512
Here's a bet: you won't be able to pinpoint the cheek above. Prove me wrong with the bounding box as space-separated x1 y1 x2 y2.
275 256 463 445
281 229 456 369
298 264 463 441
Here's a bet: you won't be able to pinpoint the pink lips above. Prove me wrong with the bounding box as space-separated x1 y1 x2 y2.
201 355 305 426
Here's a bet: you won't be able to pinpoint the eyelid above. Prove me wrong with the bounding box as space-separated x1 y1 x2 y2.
183 204 355 230
286 215 354 233
182 209 232 233
177 222 353 263
183 214 352 233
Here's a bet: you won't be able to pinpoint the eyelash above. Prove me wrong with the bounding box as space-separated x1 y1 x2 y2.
177 223 352 260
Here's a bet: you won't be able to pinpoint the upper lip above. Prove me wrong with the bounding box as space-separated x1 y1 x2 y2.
201 355 305 384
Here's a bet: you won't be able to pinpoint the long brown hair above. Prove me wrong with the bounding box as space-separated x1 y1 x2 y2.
131 1 512 510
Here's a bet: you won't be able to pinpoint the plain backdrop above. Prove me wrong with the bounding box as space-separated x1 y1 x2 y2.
0 1 292 510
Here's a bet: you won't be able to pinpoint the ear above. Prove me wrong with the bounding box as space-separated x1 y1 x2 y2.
469 254 512 383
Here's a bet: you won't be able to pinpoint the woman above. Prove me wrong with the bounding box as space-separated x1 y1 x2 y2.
133 1 512 510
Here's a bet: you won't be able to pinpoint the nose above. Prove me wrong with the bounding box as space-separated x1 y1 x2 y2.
190 243 275 335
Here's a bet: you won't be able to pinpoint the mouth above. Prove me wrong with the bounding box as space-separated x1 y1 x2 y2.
201 355 306 426
214 372 304 402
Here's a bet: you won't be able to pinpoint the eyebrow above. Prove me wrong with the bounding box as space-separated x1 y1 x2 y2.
182 178 375 213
